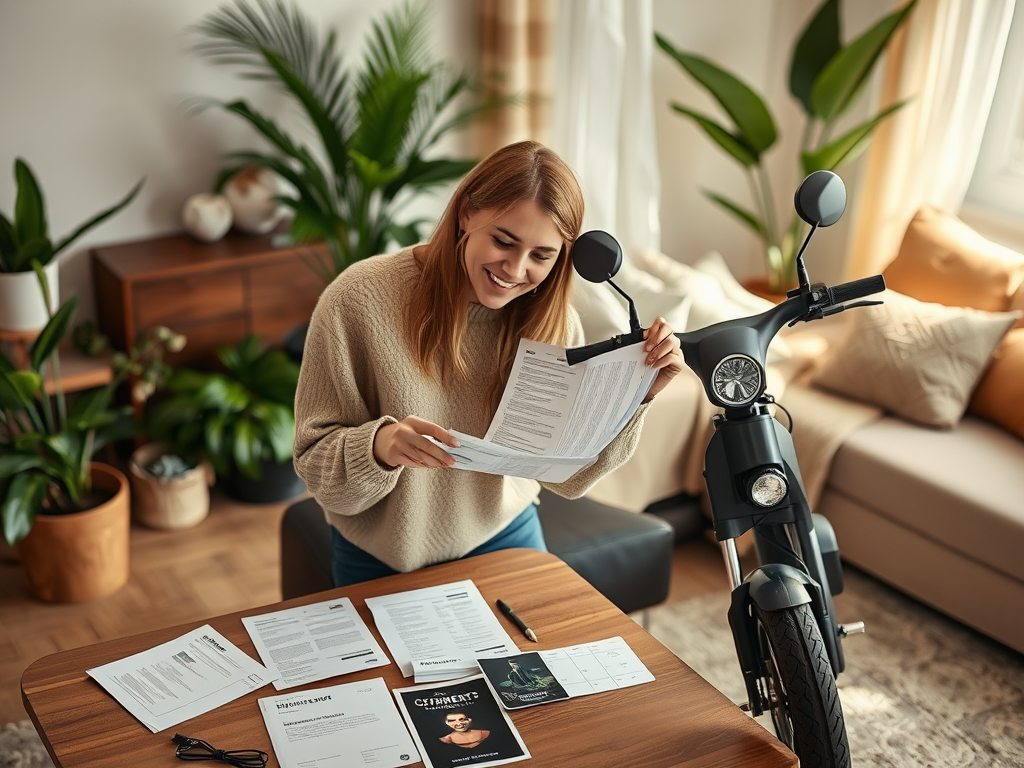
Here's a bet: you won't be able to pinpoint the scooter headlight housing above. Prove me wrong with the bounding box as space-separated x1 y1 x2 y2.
711 354 763 407
747 468 788 507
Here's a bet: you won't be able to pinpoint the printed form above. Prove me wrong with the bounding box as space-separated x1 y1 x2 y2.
437 338 656 482
86 625 277 732
364 580 519 682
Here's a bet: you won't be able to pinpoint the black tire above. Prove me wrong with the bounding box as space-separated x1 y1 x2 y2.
754 603 850 768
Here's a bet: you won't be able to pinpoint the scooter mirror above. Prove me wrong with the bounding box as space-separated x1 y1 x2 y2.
573 230 623 283
794 170 846 228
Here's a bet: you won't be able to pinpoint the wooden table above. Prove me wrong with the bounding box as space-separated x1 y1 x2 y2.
22 549 796 768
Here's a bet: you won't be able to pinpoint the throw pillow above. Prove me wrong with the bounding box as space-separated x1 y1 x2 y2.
882 205 1024 312
969 328 1024 440
811 290 1020 429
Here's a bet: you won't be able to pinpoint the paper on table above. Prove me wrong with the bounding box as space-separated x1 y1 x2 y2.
86 624 277 733
241 597 389 690
477 636 654 709
392 674 529 768
259 677 419 768
434 337 656 482
364 580 519 682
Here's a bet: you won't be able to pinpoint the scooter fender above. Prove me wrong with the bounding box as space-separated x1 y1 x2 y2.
727 564 818 716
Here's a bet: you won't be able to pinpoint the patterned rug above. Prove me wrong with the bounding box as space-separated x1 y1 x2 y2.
0 722 51 768
647 566 1024 768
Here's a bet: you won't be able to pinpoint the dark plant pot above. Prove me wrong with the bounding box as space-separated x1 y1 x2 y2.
223 457 306 504
283 323 308 363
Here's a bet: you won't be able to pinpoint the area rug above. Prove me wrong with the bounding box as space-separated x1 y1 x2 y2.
0 722 52 768
647 566 1024 768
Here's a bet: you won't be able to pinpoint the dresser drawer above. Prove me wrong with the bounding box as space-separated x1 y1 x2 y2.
133 272 245 330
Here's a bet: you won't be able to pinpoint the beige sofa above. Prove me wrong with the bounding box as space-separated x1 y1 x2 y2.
587 205 1024 654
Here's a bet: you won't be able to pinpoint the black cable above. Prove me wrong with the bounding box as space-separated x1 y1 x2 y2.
173 734 268 767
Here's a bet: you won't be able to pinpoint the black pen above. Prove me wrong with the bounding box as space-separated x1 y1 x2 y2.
496 599 538 643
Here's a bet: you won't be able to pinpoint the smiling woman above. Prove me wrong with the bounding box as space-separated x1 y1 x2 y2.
291 140 685 591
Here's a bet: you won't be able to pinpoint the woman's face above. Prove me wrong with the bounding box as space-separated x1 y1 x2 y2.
459 198 564 309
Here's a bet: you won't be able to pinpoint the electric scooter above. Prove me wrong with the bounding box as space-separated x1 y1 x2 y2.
567 170 884 768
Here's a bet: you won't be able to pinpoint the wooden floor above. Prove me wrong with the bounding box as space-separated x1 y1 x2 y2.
0 492 729 725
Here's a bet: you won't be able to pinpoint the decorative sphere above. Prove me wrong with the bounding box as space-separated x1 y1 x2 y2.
182 193 232 243
223 166 287 235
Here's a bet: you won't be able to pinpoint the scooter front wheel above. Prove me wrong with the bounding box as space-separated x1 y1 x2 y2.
754 602 850 768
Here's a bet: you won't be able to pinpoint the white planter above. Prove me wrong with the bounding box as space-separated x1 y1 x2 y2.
0 261 59 333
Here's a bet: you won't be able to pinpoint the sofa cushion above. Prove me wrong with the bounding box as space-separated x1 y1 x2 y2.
883 205 1024 312
969 328 1024 440
826 415 1024 583
811 290 1019 428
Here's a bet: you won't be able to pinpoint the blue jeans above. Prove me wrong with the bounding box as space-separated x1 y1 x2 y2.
331 504 547 588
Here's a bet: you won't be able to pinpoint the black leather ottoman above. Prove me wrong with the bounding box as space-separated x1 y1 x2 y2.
280 489 674 616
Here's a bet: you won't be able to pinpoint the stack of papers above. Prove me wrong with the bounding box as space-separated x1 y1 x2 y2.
433 337 656 482
365 580 519 682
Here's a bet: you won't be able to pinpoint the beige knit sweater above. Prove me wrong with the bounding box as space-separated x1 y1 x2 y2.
293 249 650 572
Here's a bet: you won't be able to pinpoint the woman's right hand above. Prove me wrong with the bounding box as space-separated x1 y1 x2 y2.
373 416 459 469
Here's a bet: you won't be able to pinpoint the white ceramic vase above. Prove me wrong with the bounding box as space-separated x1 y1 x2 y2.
0 260 60 333
182 193 233 243
223 166 287 235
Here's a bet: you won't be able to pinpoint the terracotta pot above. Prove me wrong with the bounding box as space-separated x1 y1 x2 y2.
0 261 59 332
18 463 130 603
129 443 213 530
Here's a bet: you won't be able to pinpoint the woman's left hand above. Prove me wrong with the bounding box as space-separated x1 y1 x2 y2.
641 316 685 404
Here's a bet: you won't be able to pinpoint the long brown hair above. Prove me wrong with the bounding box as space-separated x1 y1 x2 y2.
406 141 584 413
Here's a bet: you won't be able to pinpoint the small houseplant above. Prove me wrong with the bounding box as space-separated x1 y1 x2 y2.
0 281 176 601
145 335 303 503
0 157 142 331
192 0 499 284
656 0 917 293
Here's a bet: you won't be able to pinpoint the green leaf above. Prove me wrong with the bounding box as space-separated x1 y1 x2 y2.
789 0 841 114
0 211 16 269
231 417 263 480
12 159 48 251
51 178 143 257
670 105 760 166
388 219 427 248
801 100 908 173
28 294 78 372
0 454 47 479
702 191 767 237
384 157 477 199
0 370 42 410
349 151 404 191
247 351 299 405
2 471 49 545
257 402 295 462
195 376 250 412
655 35 777 153
204 412 231 477
810 0 918 122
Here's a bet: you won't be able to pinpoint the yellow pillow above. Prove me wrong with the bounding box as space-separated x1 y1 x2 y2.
883 205 1024 312
969 328 1024 440
811 290 1020 429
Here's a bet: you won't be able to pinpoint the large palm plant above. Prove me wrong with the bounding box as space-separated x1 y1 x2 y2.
657 0 917 292
193 0 497 282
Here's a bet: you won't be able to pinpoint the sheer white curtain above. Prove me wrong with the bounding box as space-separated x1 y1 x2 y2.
550 0 661 256
846 0 1016 278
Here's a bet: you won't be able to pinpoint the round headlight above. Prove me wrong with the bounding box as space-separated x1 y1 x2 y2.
749 469 788 507
711 354 762 406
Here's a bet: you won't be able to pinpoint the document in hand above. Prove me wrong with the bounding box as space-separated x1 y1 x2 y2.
436 337 656 482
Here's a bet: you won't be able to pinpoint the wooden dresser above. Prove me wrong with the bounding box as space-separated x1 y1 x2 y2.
92 230 327 366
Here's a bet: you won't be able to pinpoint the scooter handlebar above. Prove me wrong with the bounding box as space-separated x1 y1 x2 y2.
828 274 885 305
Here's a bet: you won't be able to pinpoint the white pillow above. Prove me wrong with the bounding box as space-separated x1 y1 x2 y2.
570 258 691 342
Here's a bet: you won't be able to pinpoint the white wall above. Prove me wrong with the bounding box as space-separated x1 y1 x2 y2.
0 0 475 322
1 0 895 324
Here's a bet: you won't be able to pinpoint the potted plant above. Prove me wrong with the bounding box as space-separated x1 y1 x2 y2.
145 335 304 504
0 157 142 332
191 0 502 360
656 0 917 293
70 321 211 531
0 284 175 602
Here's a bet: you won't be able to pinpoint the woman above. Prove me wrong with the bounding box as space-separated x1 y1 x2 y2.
293 140 683 587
